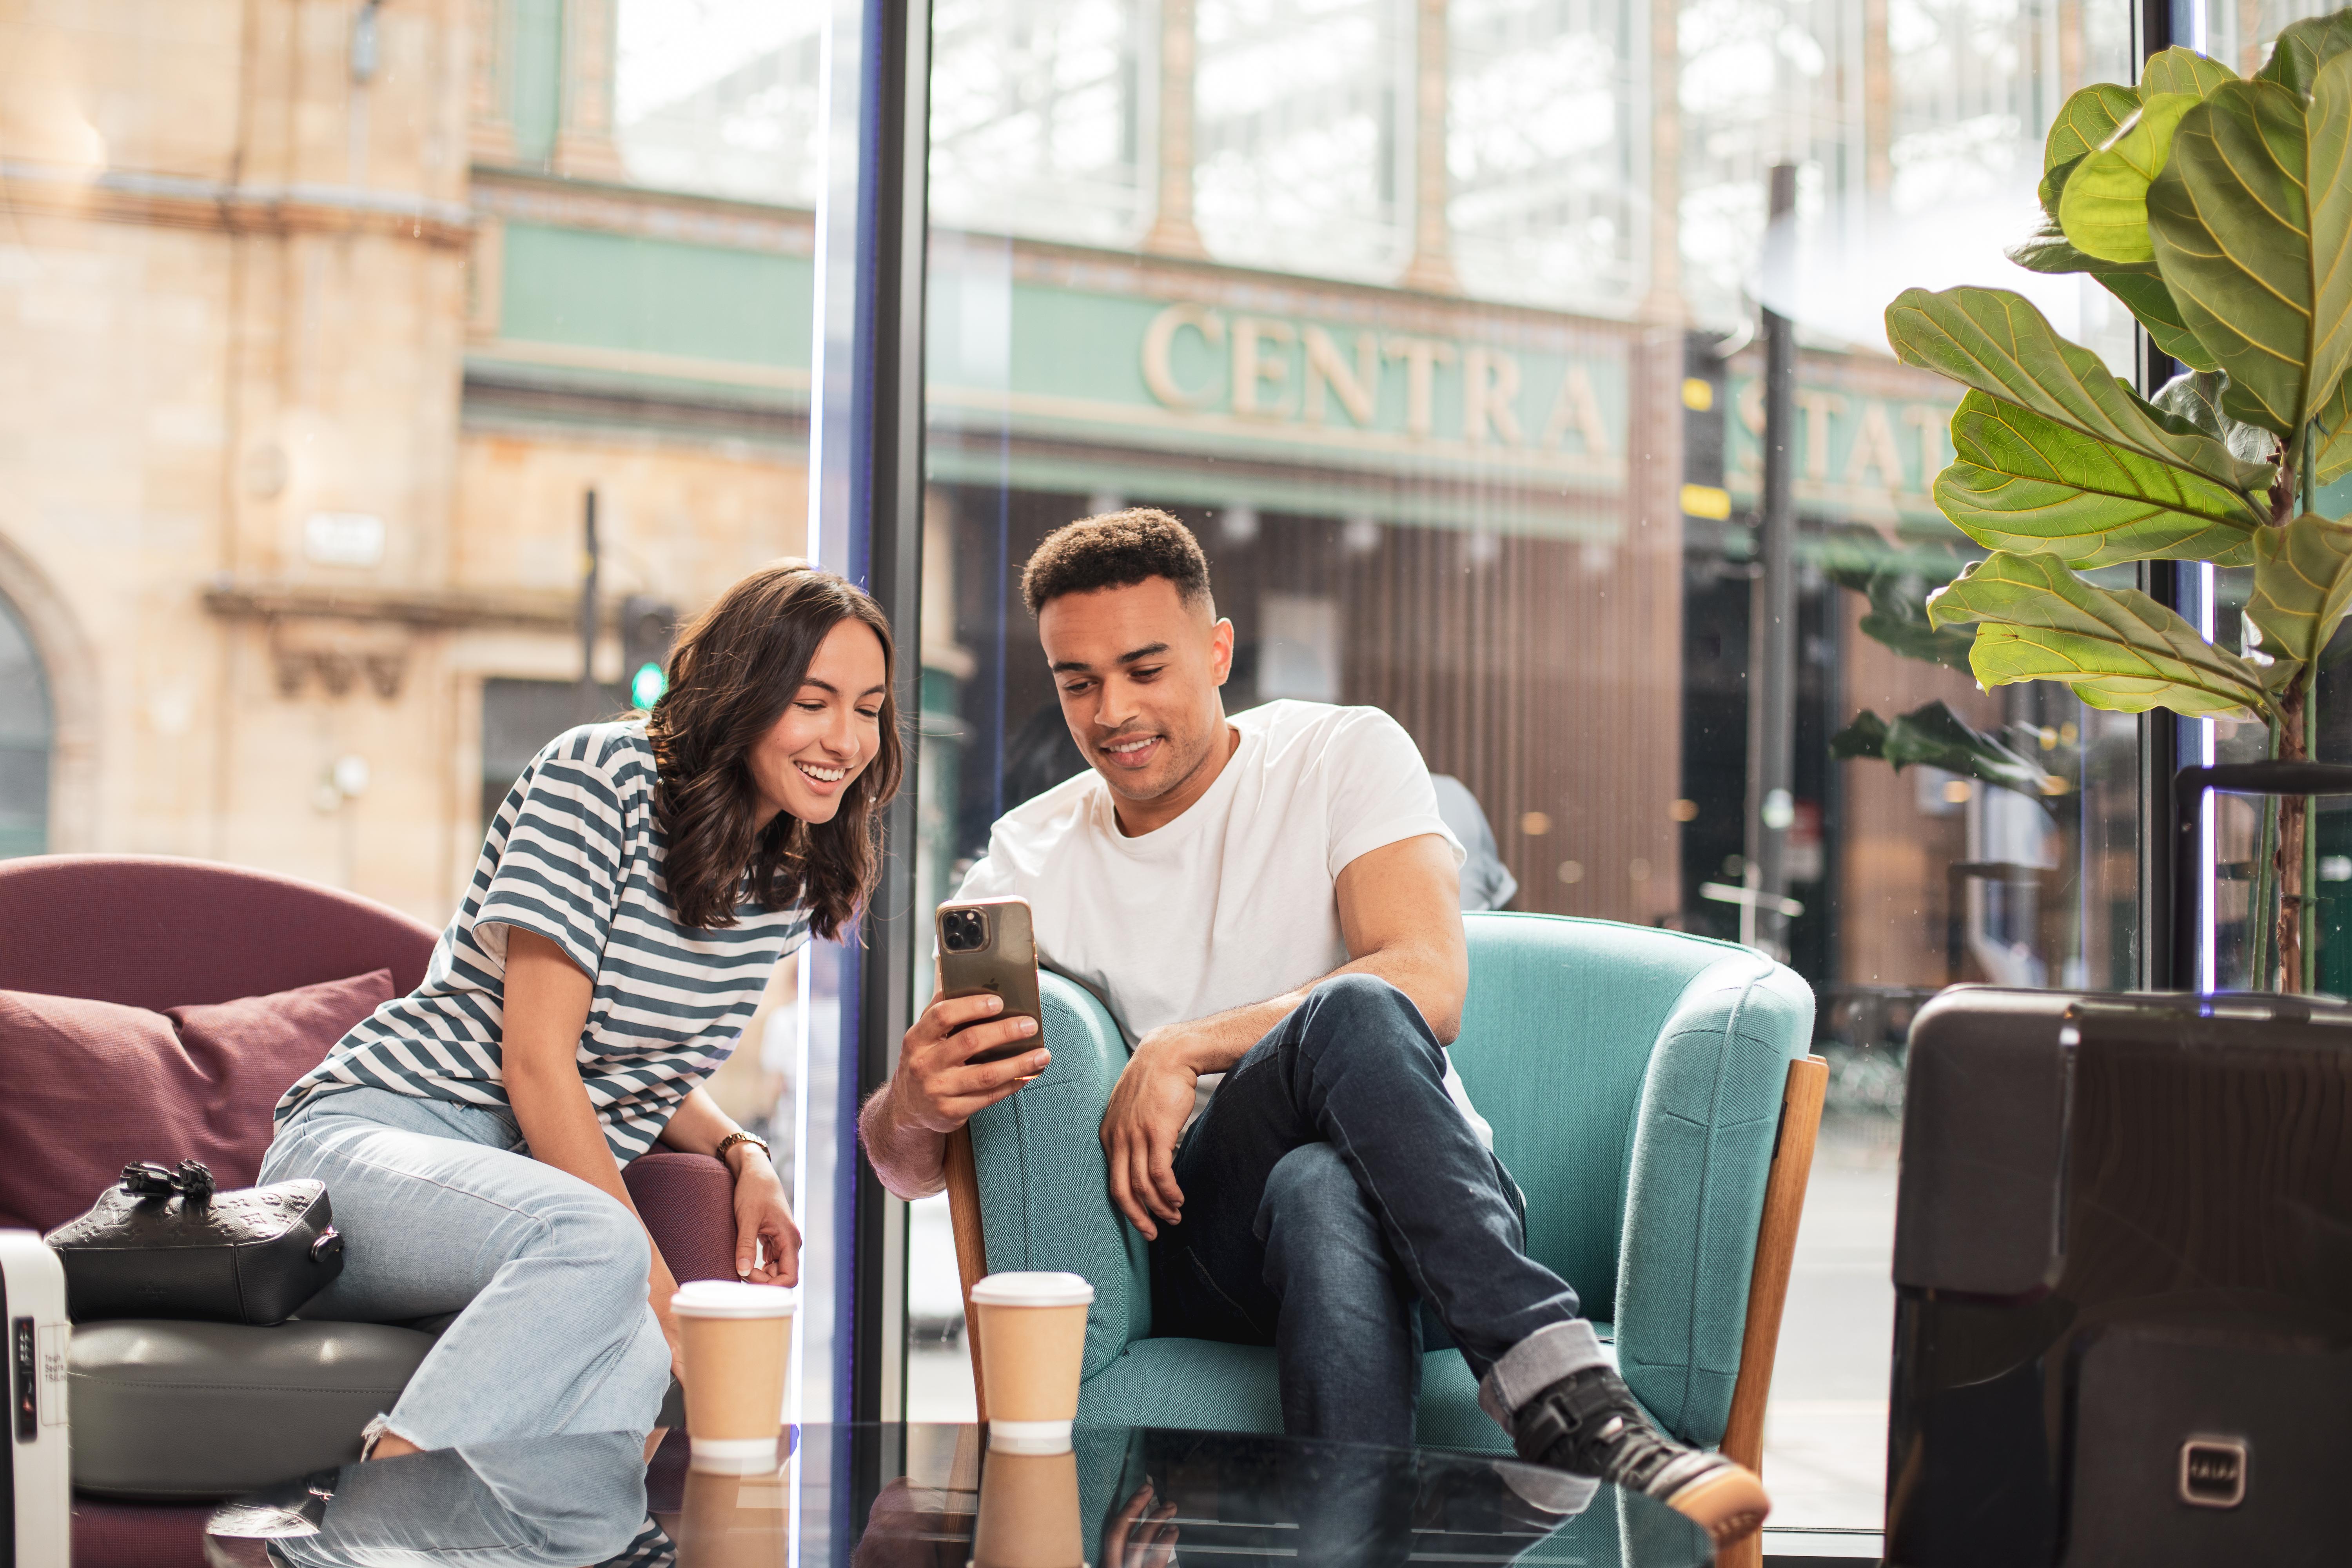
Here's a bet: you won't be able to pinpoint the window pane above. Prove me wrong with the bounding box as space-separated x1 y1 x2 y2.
932 0 1151 246
613 0 825 203
1195 0 1414 279
1449 0 1645 312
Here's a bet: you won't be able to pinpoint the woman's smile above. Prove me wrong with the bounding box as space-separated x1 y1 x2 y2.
794 758 852 790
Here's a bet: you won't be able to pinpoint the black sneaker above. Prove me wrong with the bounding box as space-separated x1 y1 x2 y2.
1508 1366 1769 1547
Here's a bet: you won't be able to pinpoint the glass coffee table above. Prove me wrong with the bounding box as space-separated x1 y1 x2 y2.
203 1422 1717 1567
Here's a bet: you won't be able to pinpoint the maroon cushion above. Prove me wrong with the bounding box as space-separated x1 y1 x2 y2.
0 970 395 1233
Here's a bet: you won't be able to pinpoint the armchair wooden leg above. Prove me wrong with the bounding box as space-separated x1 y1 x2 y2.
1714 1054 1828 1568
943 1126 992 1422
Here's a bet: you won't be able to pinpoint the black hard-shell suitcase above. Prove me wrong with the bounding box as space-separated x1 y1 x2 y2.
1886 987 2352 1567
0 1232 69 1568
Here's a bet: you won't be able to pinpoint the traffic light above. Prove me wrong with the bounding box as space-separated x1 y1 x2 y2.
621 595 676 710
1681 332 1730 528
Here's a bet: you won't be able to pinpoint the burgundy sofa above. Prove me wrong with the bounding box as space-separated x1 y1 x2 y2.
0 855 738 1568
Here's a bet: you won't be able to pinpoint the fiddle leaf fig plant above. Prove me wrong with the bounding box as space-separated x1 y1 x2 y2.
1879 16 2352 989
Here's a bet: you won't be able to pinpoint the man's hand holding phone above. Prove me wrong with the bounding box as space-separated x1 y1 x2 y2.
888 991 1049 1135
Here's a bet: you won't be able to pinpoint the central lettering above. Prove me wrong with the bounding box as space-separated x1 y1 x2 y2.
1135 301 1618 459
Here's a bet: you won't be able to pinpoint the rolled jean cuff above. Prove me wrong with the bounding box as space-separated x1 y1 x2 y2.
1477 1319 1610 1430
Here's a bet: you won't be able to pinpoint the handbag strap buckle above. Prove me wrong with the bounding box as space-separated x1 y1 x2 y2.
118 1161 176 1198
116 1160 218 1205
172 1160 217 1205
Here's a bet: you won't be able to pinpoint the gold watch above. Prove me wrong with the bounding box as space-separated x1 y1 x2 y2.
714 1130 771 1168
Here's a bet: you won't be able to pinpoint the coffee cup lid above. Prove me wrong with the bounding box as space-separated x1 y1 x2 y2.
671 1280 799 1319
969 1271 1094 1307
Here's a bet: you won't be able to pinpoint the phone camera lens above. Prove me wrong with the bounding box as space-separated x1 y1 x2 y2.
944 910 987 953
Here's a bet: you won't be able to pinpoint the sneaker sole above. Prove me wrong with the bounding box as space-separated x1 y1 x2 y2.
1661 1464 1771 1546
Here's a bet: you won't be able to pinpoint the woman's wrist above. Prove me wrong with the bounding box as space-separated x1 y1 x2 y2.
717 1130 773 1178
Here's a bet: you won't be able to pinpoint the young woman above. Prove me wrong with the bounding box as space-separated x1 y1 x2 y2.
263 563 901 1456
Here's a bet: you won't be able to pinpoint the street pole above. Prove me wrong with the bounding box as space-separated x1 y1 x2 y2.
1746 163 1800 959
578 488 601 723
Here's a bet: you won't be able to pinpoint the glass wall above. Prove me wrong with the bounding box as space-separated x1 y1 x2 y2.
12 0 2352 1541
897 0 2341 1535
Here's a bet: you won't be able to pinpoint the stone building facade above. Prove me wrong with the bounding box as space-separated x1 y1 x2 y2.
2 0 2113 1013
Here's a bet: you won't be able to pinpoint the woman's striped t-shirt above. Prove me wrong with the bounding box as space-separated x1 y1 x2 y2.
277 721 809 1161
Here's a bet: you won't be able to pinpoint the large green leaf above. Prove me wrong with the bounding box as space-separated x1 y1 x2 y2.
2100 270 2224 371
1831 701 2055 797
2318 58 2352 451
2045 82 2145 171
1885 286 2275 494
1936 389 2266 566
2317 370 2352 485
2147 66 2352 438
2013 162 2220 370
2058 94 2202 263
2141 46 2238 99
1925 550 2270 718
2258 12 2352 98
2248 514 2352 695
2152 369 2284 468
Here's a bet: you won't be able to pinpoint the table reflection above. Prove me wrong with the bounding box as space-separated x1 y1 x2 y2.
205 1423 1713 1568
206 1430 652 1568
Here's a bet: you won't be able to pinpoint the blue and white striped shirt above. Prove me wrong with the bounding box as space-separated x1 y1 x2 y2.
277 721 809 1161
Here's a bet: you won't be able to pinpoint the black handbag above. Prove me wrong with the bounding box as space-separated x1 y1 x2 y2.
43 1160 345 1326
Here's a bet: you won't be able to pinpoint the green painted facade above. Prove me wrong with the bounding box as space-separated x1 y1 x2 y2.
494 223 815 379
478 205 1985 538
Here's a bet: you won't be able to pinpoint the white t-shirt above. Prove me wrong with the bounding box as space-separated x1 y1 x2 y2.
955 699 1491 1144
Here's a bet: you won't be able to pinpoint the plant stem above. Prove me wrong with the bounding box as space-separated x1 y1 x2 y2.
2251 731 2278 991
2299 417 2318 993
2302 419 2316 520
2276 678 2310 992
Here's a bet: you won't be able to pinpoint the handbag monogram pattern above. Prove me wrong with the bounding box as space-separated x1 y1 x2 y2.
44 1160 345 1325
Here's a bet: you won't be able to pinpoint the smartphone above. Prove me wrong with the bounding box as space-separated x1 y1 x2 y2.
935 897 1043 1065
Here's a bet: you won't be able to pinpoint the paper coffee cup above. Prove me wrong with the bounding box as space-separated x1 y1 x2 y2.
971 1447 1084 1568
970 1272 1092 1453
673 1280 796 1475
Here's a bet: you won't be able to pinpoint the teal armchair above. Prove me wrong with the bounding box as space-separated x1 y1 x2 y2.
945 913 1822 1478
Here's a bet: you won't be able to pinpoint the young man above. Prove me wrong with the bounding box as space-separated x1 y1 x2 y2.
860 511 1768 1545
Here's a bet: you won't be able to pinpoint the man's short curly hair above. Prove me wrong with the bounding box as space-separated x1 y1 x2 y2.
1020 507 1213 617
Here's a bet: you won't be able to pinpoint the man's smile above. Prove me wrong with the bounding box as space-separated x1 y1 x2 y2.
1099 734 1163 769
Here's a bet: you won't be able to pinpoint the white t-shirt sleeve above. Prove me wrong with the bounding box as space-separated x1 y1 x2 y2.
953 846 1015 902
474 740 626 978
1323 709 1467 880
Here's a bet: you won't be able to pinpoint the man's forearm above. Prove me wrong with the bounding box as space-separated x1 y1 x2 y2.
859 1080 950 1200
1158 938 1465 1070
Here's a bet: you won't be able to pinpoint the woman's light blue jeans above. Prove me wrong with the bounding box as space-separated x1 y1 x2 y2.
261 1085 672 1451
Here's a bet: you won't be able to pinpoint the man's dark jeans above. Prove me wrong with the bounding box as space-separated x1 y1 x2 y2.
1148 973 1586 1445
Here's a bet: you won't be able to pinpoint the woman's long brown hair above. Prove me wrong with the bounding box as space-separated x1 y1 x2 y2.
646 563 903 938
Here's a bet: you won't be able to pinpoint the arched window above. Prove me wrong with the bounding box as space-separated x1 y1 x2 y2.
0 590 52 858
